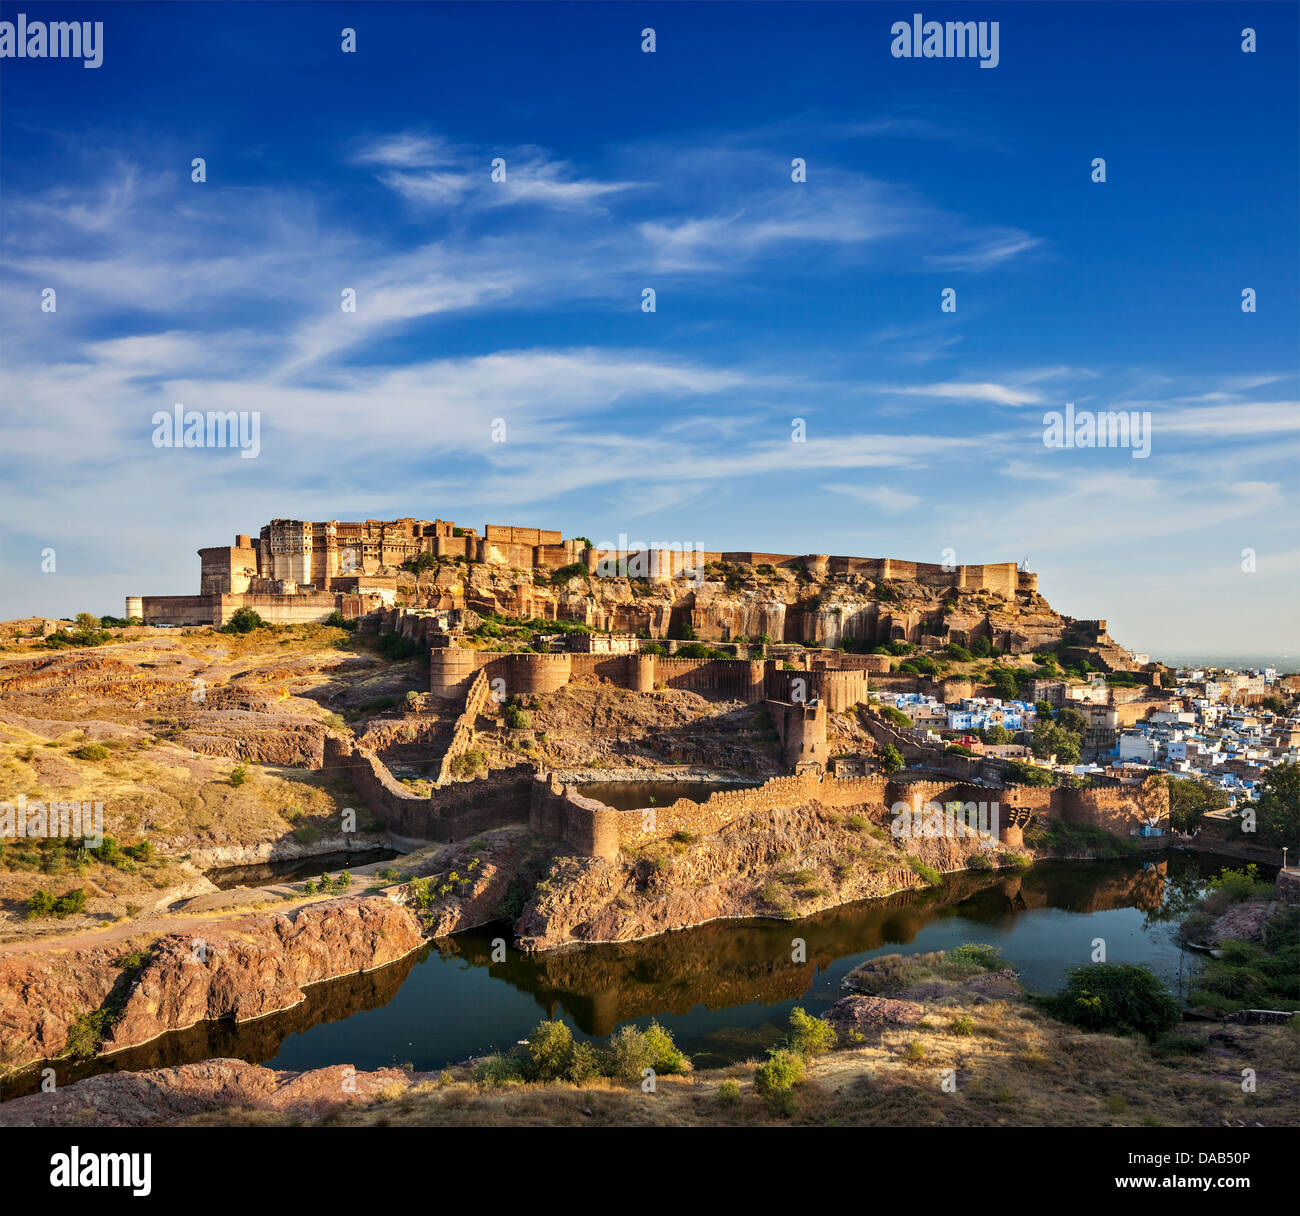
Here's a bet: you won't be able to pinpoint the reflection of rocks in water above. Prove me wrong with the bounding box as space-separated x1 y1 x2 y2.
443 861 1181 1036
988 860 1169 916
441 876 1011 1035
2 946 428 1103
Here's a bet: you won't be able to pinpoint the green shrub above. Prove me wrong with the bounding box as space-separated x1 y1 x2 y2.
946 944 1004 970
606 1020 690 1078
550 563 587 585
567 1041 602 1083
475 1053 523 1086
607 1024 654 1078
229 764 248 787
220 607 267 634
907 857 942 886
879 706 912 731
70 744 110 761
26 887 87 919
450 749 487 780
642 1020 691 1075
1039 963 1180 1038
503 702 532 729
949 1015 975 1036
524 1019 577 1081
754 1049 806 1100
717 1079 741 1105
64 1009 113 1059
25 889 56 919
375 632 422 660
787 1006 837 1057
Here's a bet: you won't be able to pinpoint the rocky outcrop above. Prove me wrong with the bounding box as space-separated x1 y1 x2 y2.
824 995 926 1040
393 831 538 937
396 558 1130 662
0 1059 411 1127
0 897 424 1076
109 899 424 1050
516 802 1021 951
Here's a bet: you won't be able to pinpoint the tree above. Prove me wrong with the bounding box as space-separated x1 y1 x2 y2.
990 668 1020 700
1230 762 1299 850
75 612 99 632
1054 706 1087 735
1003 761 1055 787
1040 963 1180 1038
881 744 905 774
1161 775 1229 834
984 724 1012 745
1032 720 1080 765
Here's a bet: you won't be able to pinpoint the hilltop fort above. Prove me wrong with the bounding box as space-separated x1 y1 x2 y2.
132 515 1133 670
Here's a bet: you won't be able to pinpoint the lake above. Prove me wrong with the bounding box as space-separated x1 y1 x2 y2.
0 852 1251 1099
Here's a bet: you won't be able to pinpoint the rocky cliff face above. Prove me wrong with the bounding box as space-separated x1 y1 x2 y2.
515 802 1022 951
0 897 425 1075
396 561 1128 660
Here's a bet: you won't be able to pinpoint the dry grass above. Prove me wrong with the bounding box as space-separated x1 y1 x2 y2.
0 627 392 939
178 1001 1300 1128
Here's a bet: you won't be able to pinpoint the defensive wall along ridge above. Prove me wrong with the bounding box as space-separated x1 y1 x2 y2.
322 729 1167 864
427 647 872 712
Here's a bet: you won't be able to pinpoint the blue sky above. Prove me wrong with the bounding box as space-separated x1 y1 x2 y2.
1 1 1297 659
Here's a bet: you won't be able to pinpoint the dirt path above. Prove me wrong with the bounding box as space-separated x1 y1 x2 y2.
0 850 426 957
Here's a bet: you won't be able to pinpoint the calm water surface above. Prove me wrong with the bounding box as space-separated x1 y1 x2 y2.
206 848 400 890
2 853 1250 1099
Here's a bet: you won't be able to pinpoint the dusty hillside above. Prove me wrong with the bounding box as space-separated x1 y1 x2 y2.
0 626 419 939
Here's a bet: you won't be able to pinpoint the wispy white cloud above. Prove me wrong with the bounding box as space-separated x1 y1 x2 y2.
890 381 1046 406
824 483 923 512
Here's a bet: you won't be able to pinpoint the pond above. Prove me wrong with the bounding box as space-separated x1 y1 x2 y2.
1 852 1253 1100
205 848 401 891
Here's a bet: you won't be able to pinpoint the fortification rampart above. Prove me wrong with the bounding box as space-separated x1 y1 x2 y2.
428 647 875 714
321 733 533 841
528 773 621 859
434 669 492 784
